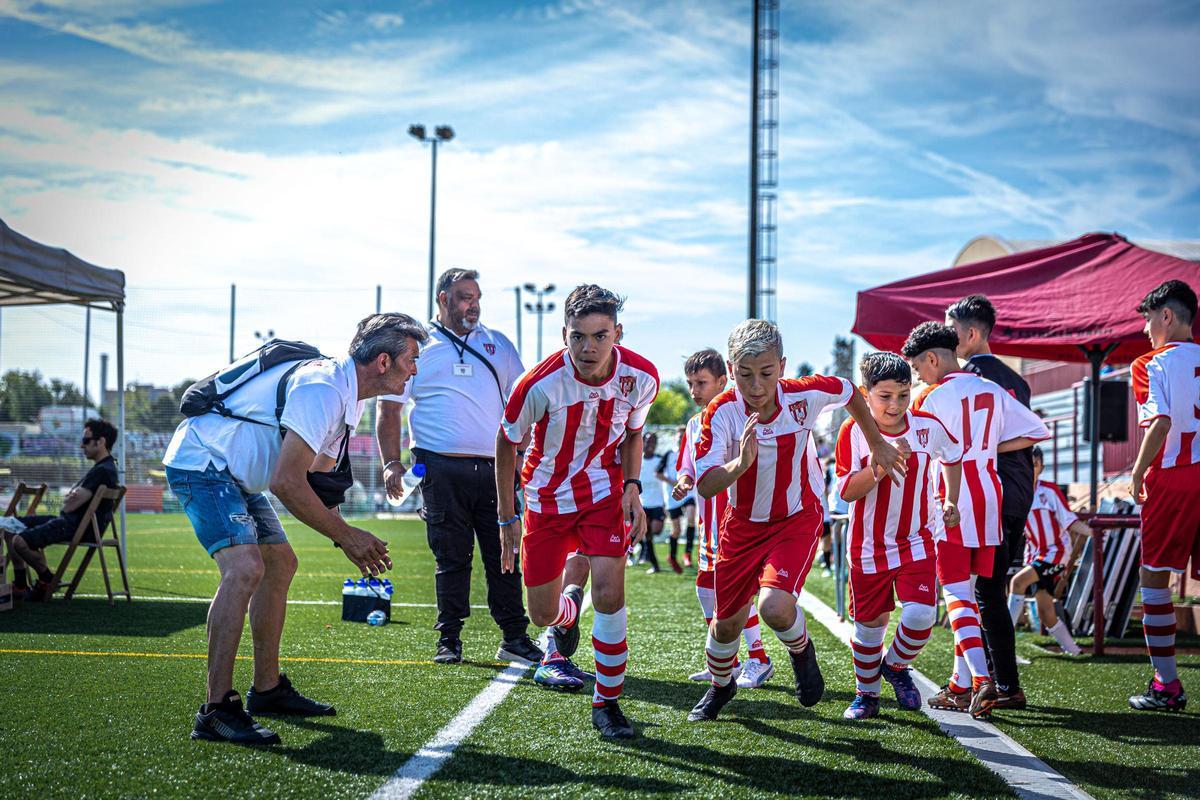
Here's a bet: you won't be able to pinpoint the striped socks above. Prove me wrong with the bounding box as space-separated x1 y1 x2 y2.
705 631 740 687
743 603 769 663
852 622 886 695
884 602 935 670
1141 586 1178 684
773 605 809 654
943 579 989 686
592 608 628 707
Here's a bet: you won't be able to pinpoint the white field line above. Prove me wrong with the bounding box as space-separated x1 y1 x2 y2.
72 593 488 610
369 592 594 800
799 590 1094 800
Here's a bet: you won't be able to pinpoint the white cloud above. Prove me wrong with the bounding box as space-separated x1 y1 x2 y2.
366 13 405 32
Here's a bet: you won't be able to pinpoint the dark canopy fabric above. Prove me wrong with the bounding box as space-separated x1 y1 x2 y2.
852 233 1199 364
0 217 125 310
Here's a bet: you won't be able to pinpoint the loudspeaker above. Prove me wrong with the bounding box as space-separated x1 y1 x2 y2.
1083 380 1129 443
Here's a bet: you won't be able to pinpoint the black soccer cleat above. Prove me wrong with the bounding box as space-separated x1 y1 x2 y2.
434 638 463 664
192 691 280 745
788 640 825 707
246 673 336 717
687 681 737 722
553 584 585 660
1129 678 1188 712
497 634 545 666
591 699 636 739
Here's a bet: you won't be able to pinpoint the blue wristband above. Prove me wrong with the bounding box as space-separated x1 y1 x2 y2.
498 515 520 527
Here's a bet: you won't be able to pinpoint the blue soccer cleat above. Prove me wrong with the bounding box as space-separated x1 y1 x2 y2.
843 692 880 720
882 665 922 710
534 657 585 692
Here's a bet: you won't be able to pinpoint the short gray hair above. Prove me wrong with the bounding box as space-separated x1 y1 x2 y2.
436 268 480 299
349 313 429 364
727 319 783 363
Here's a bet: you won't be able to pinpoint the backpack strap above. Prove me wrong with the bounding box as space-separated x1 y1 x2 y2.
274 359 318 431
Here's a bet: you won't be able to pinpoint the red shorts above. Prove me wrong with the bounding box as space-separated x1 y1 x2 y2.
849 557 937 622
1141 462 1200 579
696 569 715 590
522 497 626 587
935 538 995 585
713 505 822 620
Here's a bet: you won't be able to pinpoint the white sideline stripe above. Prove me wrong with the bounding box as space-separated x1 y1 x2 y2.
72 593 488 610
799 591 1094 800
370 592 594 800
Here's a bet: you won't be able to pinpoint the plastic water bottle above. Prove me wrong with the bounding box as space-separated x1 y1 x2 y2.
355 577 369 597
366 609 387 626
383 582 394 603
367 577 382 598
342 579 355 596
386 463 427 507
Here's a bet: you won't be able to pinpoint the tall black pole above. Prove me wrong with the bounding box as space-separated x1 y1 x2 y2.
747 0 761 320
514 286 523 359
82 306 91 418
536 294 545 361
427 140 438 321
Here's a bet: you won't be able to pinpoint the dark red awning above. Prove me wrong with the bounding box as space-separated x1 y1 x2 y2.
852 233 1199 364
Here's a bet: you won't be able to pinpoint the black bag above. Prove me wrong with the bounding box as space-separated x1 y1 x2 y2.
306 424 353 508
179 339 326 428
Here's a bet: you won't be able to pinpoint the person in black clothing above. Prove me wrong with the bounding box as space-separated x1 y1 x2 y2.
6 418 120 601
946 295 1033 708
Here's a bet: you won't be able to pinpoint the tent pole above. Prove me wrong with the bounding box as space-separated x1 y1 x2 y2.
117 309 126 558
1087 348 1102 512
82 306 91 418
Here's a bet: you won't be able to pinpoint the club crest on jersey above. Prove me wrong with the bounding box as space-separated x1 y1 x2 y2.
484 343 496 355
619 375 636 397
916 429 929 447
788 399 808 425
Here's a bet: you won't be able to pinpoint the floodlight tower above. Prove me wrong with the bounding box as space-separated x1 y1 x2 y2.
748 0 779 321
409 123 455 320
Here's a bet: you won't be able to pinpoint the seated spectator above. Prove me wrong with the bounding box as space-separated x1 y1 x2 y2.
5 418 120 601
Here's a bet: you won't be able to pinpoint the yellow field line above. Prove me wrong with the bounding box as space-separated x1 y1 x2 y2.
0 648 496 667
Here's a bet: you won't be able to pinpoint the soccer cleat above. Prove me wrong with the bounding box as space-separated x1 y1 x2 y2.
434 638 463 664
18 579 53 602
881 665 922 711
667 556 683 574
970 679 999 719
687 681 737 722
927 684 971 712
842 692 880 720
533 657 585 692
592 699 636 738
496 635 544 666
553 584 584 660
991 688 1027 710
788 642 825 707
246 673 335 717
689 662 740 683
736 658 774 689
192 691 280 745
682 552 693 568
1129 678 1188 712
646 566 661 574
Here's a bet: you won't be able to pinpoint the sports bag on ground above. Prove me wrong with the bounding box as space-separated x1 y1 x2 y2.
179 339 326 428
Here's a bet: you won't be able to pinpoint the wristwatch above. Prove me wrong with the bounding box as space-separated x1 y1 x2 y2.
623 478 643 494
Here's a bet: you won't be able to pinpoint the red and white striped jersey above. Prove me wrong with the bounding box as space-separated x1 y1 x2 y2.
1131 341 1200 469
501 346 659 515
835 410 962 574
1024 480 1078 566
695 376 853 523
678 413 723 572
912 371 1049 547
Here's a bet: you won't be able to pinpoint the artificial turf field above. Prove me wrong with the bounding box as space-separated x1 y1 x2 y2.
1 514 1196 800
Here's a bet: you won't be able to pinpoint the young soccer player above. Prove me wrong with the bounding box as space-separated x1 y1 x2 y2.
903 322 1049 718
1127 279 1198 712
1007 447 1086 656
496 284 659 739
659 427 692 574
836 352 963 720
674 348 774 689
687 320 905 721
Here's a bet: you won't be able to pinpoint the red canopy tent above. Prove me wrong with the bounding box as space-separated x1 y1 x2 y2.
852 232 1199 506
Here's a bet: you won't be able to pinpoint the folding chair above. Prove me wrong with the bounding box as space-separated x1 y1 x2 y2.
3 482 48 584
50 486 131 604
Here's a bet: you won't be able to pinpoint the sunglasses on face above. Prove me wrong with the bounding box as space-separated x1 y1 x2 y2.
81 436 96 445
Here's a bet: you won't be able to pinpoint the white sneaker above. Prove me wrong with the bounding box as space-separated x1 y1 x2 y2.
688 663 742 683
736 658 775 689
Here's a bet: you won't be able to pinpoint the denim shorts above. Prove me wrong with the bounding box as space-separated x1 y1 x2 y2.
165 464 288 556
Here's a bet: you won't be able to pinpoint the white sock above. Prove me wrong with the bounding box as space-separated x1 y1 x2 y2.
1007 593 1024 627
772 605 809 653
851 622 886 694
1047 619 1081 655
705 631 741 687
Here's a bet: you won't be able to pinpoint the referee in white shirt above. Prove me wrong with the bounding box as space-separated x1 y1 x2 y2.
376 268 541 666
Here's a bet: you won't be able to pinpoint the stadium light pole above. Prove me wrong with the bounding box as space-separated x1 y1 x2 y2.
523 282 556 361
409 123 455 321
512 286 524 359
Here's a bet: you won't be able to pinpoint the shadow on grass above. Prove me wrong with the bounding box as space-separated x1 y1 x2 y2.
0 598 207 637
273 718 413 777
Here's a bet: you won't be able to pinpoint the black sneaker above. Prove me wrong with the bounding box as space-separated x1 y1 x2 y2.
192 691 280 745
434 638 463 664
788 641 825 707
497 634 545 666
553 584 585 660
591 699 636 739
687 681 737 722
246 673 335 717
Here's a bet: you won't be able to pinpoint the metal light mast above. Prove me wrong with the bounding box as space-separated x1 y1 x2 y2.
748 0 779 321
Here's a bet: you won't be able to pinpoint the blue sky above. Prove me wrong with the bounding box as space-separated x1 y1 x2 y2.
1 0 1197 392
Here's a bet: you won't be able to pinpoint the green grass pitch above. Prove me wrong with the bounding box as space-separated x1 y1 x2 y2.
1 514 1196 799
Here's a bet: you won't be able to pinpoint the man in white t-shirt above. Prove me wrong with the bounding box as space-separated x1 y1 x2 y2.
376 268 540 667
164 313 426 746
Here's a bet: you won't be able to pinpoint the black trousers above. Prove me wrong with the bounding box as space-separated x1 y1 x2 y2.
976 514 1026 693
415 450 530 642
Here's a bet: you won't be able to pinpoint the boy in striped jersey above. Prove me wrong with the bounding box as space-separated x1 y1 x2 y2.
1007 447 1086 656
687 320 905 721
496 285 659 739
836 352 963 720
674 348 774 689
1128 279 1198 712
903 322 1049 718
